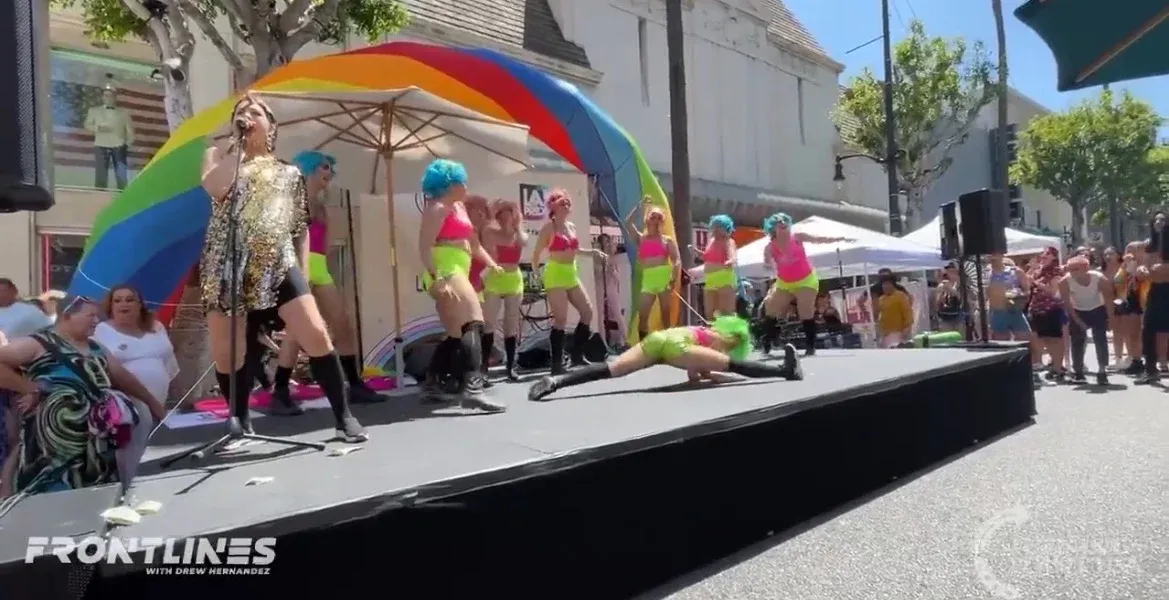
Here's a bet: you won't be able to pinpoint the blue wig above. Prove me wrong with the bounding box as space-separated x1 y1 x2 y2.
420 159 468 199
291 150 336 178
708 214 734 234
763 212 794 234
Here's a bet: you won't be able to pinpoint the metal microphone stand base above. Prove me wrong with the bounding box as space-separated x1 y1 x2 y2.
159 417 326 468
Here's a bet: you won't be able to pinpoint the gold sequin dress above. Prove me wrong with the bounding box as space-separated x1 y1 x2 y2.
199 155 309 315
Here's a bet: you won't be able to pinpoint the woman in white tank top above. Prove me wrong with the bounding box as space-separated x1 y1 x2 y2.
1059 257 1114 385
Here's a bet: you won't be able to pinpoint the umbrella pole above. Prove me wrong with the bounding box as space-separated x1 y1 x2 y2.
344 190 364 368
382 151 405 390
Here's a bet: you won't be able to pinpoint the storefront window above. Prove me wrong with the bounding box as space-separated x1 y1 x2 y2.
49 48 168 191
40 233 88 293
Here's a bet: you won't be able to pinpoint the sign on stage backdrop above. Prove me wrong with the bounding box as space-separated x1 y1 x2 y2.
356 169 597 374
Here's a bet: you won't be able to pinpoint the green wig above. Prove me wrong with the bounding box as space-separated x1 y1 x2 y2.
710 314 752 361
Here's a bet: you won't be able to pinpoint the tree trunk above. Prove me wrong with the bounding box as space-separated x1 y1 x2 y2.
159 74 215 406
992 0 1010 210
1069 202 1085 246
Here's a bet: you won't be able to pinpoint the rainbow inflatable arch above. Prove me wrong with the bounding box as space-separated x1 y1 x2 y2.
67 42 678 369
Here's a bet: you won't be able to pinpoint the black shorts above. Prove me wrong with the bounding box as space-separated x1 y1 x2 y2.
1029 309 1065 339
1143 282 1169 333
246 266 311 334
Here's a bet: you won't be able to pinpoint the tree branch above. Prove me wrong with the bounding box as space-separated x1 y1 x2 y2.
282 0 343 58
280 0 318 32
119 0 181 61
178 0 245 71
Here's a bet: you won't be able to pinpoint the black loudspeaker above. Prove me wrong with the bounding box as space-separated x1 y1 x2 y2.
939 201 961 260
0 0 54 213
958 188 1008 256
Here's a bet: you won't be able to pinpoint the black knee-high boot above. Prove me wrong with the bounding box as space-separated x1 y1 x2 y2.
802 319 818 356
459 322 506 412
480 331 495 375
308 353 367 442
571 322 592 366
340 354 385 404
549 328 567 375
504 336 519 381
528 363 612 402
727 343 803 380
215 366 255 429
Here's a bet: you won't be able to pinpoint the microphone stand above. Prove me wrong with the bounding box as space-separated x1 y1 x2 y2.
161 137 326 468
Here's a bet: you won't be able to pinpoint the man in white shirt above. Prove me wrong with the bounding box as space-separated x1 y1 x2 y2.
0 279 52 339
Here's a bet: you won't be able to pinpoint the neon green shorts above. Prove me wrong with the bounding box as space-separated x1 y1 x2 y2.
543 260 580 290
640 327 696 362
774 271 819 293
421 245 472 291
308 253 333 286
705 268 735 290
641 264 673 295
484 268 524 297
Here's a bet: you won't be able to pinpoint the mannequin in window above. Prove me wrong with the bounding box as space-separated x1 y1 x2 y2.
85 85 135 190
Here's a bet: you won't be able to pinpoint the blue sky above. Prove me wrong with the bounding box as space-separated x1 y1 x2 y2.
785 0 1167 128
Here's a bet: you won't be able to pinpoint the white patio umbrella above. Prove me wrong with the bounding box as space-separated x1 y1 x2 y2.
215 88 531 386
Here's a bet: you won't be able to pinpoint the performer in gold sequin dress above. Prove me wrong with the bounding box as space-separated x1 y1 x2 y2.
199 95 366 444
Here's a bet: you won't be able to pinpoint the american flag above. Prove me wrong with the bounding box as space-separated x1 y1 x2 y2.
50 79 169 172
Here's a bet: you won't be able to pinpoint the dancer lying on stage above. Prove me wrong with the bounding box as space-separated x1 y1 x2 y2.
417 160 506 411
481 199 527 381
528 315 802 402
624 197 681 340
200 94 365 443
264 150 384 416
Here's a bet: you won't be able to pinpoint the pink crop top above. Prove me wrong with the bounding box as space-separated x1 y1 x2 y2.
703 239 726 265
496 242 523 264
436 204 475 241
640 237 668 260
691 326 714 348
308 220 327 254
548 230 579 252
770 237 812 281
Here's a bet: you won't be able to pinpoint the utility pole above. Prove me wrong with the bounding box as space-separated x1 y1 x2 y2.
880 0 902 235
666 0 693 269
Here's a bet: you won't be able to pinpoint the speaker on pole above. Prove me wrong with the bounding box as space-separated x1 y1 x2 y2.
957 188 1008 256
0 0 54 213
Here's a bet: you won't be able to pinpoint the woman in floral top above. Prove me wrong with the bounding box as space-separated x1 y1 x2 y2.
1028 247 1067 382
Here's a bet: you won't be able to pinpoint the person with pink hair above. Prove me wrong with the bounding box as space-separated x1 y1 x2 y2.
531 189 607 373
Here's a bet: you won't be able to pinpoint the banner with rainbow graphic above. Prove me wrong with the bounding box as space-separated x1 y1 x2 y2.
67 41 680 370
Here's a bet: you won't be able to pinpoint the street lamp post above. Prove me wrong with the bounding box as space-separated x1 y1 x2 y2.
833 151 903 233
880 0 902 236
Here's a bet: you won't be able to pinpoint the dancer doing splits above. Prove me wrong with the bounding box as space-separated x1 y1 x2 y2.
691 214 738 320
760 213 848 356
264 150 385 416
417 160 506 411
481 199 527 381
528 315 802 401
200 95 366 442
531 189 607 374
624 197 681 340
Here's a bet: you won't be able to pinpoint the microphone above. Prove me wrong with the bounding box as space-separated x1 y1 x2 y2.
233 118 252 134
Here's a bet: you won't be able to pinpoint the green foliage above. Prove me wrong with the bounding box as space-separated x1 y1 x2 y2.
834 20 995 193
50 0 147 42
318 0 411 45
1012 88 1163 215
50 0 409 50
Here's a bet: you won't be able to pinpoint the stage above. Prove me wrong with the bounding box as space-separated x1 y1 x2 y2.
0 346 1035 599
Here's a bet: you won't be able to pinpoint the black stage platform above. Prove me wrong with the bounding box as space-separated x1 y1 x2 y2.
0 347 1035 599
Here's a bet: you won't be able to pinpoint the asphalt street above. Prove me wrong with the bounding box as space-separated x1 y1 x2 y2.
642 379 1168 600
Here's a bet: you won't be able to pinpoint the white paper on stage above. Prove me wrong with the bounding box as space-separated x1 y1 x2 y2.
903 216 1063 258
689 216 942 282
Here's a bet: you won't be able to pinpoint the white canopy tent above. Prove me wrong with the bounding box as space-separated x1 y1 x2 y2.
904 216 1063 258
688 216 943 281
